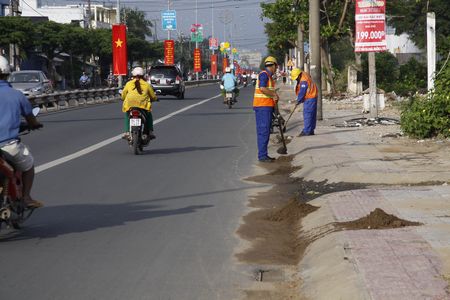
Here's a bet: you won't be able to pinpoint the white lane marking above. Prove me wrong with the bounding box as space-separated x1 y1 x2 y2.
36 94 221 174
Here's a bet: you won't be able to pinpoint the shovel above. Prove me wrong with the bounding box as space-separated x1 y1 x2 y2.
274 103 288 155
282 102 299 132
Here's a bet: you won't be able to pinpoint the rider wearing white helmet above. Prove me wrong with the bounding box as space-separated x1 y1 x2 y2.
121 66 157 139
0 56 43 208
221 66 238 102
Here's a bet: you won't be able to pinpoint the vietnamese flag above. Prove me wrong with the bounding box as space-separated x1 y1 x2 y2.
112 24 128 75
211 54 217 76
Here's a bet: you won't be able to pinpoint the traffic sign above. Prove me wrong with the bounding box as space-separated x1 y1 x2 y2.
162 10 177 31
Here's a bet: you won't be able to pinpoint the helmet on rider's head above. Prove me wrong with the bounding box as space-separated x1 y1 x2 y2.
0 56 11 75
264 56 278 66
290 68 302 81
225 67 231 73
131 67 144 77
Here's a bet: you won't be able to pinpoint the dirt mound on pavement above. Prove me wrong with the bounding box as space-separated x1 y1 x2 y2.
338 208 422 230
266 198 318 222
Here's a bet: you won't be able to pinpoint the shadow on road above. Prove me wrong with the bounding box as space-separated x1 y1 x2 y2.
143 145 236 155
0 203 212 241
42 117 124 123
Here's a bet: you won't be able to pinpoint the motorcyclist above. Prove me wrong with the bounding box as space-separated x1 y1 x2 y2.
106 71 116 87
221 67 238 103
121 67 157 140
251 71 258 86
0 56 43 208
242 71 248 86
79 72 90 88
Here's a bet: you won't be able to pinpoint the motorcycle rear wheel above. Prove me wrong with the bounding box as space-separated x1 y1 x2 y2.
132 131 142 155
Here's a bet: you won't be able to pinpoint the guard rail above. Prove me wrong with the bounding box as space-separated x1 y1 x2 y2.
28 79 220 111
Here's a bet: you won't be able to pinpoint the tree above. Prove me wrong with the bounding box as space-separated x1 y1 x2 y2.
387 0 450 56
121 7 153 40
33 21 65 80
0 17 36 63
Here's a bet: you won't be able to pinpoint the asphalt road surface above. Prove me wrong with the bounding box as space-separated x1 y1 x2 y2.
0 84 267 300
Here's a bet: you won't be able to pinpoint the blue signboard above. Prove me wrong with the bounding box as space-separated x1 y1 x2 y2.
161 10 177 31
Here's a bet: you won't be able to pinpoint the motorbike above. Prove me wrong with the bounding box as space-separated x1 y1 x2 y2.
79 78 90 89
251 78 257 86
243 77 248 87
0 108 41 231
126 107 152 155
220 84 236 109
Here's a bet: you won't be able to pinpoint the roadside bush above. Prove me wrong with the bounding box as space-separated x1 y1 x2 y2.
394 58 427 96
400 65 450 138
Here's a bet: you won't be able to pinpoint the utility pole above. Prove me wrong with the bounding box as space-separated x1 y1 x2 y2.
426 12 436 91
87 0 91 29
297 23 304 69
195 0 199 81
309 0 322 120
368 52 377 118
167 0 171 40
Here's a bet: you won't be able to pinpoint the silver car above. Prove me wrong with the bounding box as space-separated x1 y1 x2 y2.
8 70 54 96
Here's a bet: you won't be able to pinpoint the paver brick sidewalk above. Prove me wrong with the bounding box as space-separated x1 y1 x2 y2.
274 84 450 299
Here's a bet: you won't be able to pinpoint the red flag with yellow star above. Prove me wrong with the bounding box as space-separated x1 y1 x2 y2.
112 24 127 75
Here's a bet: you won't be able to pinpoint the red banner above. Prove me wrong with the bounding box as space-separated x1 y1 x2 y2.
112 24 128 75
222 58 228 73
194 48 201 72
211 54 217 76
164 40 175 65
355 0 387 52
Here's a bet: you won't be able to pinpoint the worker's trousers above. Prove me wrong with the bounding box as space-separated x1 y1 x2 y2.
254 106 274 160
301 98 317 135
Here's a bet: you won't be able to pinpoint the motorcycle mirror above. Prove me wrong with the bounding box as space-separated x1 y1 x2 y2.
118 89 123 94
32 107 40 117
219 85 224 89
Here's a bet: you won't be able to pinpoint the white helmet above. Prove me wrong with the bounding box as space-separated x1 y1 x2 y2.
131 67 144 77
0 56 11 75
225 67 231 73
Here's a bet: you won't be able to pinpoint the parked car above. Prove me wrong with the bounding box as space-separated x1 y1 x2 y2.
148 65 185 99
8 70 53 96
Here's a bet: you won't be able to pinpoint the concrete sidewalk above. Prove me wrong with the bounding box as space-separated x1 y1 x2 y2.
275 84 450 299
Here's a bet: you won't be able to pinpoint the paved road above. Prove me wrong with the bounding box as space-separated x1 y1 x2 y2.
0 85 265 300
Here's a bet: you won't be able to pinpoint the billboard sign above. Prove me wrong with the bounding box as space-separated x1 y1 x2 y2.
162 10 177 30
194 48 201 72
164 40 175 65
209 38 218 50
355 0 387 52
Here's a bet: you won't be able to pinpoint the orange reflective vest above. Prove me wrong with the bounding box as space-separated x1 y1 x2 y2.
295 72 318 100
253 70 276 107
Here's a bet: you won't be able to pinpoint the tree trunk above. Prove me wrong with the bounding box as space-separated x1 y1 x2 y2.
321 39 335 94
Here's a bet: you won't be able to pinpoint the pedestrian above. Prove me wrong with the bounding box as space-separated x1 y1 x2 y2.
290 68 318 136
253 56 280 162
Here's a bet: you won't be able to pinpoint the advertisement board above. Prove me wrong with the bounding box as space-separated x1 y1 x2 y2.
164 40 175 65
162 10 177 30
194 48 202 72
209 38 218 50
355 0 387 52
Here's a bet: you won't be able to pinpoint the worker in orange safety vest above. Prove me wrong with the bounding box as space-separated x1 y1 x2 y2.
253 56 280 162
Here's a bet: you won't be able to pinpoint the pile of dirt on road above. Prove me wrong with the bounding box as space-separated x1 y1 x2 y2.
266 198 318 223
338 208 422 230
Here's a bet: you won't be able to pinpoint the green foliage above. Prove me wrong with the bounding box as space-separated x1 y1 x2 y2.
394 58 427 96
361 52 399 92
400 66 450 138
121 7 153 40
387 0 450 56
0 17 36 57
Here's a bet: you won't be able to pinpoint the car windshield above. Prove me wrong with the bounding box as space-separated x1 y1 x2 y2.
9 73 41 83
149 68 177 78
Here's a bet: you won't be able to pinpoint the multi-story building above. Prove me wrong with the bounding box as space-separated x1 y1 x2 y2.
18 0 117 29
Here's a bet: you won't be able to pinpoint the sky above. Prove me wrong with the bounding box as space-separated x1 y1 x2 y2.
98 0 269 54
135 0 268 53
